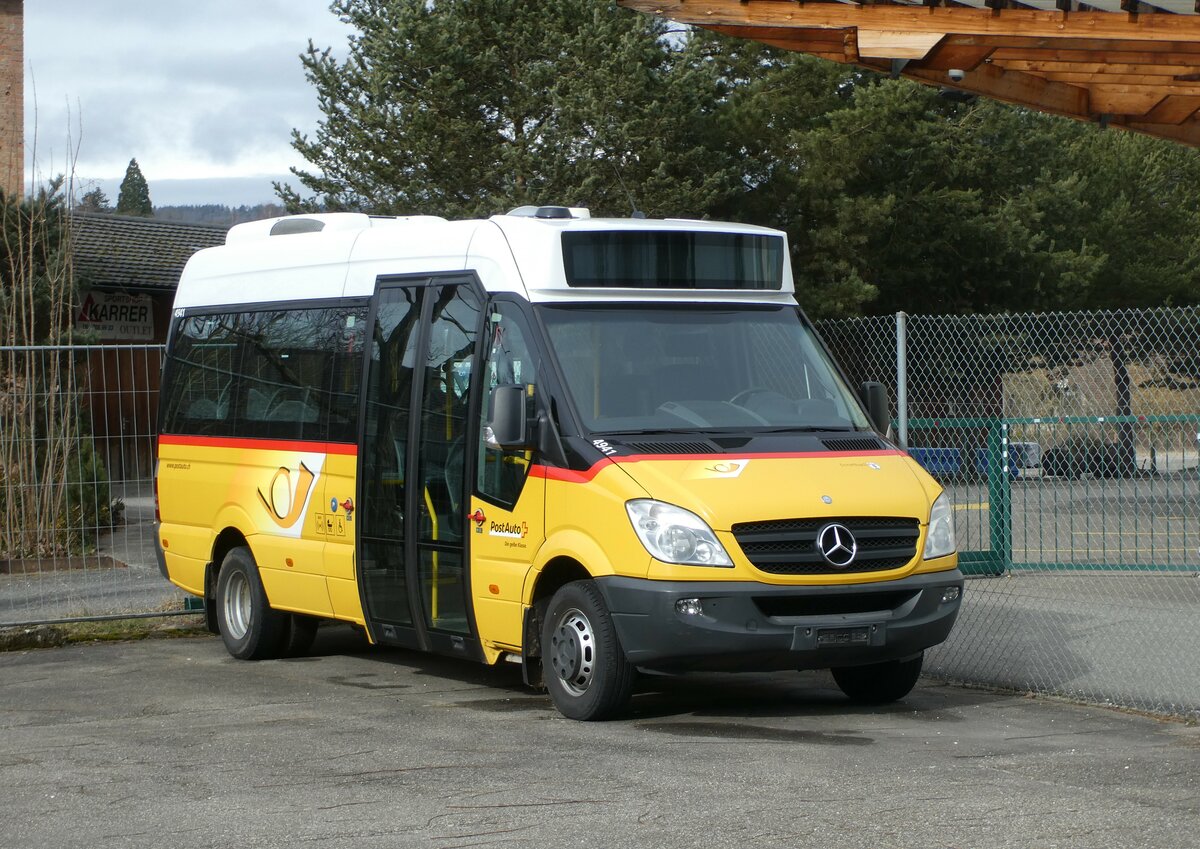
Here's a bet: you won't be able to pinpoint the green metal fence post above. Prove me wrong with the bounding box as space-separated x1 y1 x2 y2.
987 421 1012 574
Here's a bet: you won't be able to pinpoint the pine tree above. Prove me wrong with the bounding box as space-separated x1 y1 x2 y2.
279 0 735 219
281 4 1200 315
115 158 153 217
77 187 110 212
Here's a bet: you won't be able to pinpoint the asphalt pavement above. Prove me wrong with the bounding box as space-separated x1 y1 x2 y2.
1 628 1197 849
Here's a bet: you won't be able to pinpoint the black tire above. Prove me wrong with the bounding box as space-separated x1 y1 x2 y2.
215 546 287 660
831 653 924 704
541 580 634 721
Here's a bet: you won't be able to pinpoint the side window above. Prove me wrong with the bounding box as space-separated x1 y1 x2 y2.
236 310 326 440
161 314 239 437
233 306 367 441
325 307 368 443
476 303 538 507
162 305 367 442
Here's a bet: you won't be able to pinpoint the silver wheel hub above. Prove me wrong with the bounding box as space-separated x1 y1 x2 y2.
549 608 595 696
223 570 252 640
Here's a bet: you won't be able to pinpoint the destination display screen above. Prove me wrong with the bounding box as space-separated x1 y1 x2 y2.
561 231 784 290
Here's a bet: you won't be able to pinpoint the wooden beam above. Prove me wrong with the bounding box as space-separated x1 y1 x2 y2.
619 1 1200 41
705 25 853 49
956 36 1200 54
1036 72 1200 88
996 60 1200 75
703 24 861 61
857 29 944 59
991 47 1200 63
630 0 1200 145
910 41 995 70
1088 91 1169 113
1142 94 1200 124
901 62 1091 118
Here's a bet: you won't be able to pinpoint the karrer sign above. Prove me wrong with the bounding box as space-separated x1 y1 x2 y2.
75 292 155 341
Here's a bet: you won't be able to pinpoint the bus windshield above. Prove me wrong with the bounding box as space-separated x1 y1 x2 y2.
539 304 873 435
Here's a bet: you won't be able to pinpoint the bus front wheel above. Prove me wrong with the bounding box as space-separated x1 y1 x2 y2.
831 653 924 704
541 581 634 721
215 546 287 660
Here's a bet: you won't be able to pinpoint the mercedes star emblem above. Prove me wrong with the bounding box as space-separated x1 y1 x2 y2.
816 523 858 568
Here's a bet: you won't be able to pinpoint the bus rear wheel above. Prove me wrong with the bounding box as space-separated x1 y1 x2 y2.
541 581 634 721
831 653 924 704
215 546 287 660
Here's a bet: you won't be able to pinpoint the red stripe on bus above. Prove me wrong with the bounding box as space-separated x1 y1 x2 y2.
158 433 359 455
531 449 904 484
530 463 611 484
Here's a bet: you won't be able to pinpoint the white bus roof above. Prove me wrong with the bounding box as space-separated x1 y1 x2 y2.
172 208 796 310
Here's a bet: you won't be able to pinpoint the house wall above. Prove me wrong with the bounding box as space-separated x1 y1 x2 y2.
0 0 22 200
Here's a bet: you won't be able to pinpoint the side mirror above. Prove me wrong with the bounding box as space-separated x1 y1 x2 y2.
487 384 528 449
859 381 891 436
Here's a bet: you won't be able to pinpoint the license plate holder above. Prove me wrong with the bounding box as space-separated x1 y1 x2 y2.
791 621 886 651
816 626 871 646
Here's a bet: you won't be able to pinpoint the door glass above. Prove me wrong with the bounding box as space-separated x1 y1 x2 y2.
414 283 481 634
360 286 422 626
477 304 539 508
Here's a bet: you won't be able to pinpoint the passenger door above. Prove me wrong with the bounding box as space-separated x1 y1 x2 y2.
358 277 483 653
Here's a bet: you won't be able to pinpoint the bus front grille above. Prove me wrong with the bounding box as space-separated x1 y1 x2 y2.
731 517 920 575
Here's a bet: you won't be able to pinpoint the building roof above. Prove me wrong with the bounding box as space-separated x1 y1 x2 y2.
620 0 1200 147
71 212 228 293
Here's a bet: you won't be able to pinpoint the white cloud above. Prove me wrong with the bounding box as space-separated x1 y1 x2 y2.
23 0 351 204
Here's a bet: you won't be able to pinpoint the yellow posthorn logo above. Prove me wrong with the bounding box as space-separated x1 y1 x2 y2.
689 459 749 479
707 462 742 474
257 462 316 528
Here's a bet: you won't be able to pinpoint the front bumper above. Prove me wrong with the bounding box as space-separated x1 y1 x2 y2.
595 569 963 672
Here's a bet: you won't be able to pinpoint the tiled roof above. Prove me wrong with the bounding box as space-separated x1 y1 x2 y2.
71 212 228 292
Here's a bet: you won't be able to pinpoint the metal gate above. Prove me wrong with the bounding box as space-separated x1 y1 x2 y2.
819 308 1200 717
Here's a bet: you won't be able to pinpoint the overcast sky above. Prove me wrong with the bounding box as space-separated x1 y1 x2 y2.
24 1 350 207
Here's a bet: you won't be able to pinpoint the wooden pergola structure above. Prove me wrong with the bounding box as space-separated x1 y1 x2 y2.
619 0 1200 145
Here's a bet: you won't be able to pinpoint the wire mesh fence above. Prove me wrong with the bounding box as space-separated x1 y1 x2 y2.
0 344 184 626
818 307 1200 718
5 318 1199 718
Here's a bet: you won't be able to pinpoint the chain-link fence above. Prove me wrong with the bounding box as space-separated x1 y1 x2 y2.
5 322 1199 718
0 344 184 626
819 308 1200 718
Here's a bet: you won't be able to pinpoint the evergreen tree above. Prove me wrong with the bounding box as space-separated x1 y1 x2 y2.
1 177 74 344
77 187 111 212
689 29 1197 316
116 158 153 217
1058 129 1200 310
285 6 1200 315
279 0 735 219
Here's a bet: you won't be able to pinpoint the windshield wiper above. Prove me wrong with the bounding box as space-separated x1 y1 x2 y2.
596 427 714 437
764 426 858 433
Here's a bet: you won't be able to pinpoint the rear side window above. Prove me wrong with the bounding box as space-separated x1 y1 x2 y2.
161 306 366 442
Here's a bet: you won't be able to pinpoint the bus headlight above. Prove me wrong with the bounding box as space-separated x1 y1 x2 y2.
626 500 733 567
923 493 956 560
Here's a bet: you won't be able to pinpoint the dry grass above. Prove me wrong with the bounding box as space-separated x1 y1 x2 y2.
1004 359 1200 452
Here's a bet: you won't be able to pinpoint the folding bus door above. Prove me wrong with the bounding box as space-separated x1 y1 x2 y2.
358 277 483 654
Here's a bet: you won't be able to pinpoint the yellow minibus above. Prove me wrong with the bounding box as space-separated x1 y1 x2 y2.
155 207 961 720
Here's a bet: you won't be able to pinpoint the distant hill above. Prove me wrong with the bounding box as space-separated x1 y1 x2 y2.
152 204 287 227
